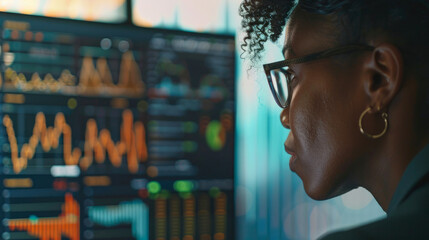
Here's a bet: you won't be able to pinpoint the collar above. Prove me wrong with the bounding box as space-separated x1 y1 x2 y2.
387 144 429 214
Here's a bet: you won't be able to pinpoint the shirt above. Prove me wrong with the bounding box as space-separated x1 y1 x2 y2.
319 144 429 240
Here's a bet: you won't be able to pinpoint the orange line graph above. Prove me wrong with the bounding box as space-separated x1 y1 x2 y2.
3 51 144 97
2 109 148 174
8 193 80 240
78 51 144 96
4 67 77 92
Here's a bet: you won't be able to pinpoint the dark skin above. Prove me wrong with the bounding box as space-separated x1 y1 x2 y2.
280 9 429 211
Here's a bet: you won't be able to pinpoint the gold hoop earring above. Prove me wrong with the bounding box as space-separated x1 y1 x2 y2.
359 107 388 139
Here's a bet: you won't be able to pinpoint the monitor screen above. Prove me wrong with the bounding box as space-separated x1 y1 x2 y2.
131 0 234 34
0 0 127 23
0 13 235 240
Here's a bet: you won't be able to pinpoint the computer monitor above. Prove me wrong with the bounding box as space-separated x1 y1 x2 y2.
0 13 235 240
0 0 127 23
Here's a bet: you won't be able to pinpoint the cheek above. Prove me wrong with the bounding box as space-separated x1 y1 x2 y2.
290 71 362 197
291 69 335 152
292 83 332 162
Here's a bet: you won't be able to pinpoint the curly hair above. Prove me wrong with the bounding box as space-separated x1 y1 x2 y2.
239 0 429 63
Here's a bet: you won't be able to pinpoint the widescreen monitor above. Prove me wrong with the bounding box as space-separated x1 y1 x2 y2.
0 13 235 240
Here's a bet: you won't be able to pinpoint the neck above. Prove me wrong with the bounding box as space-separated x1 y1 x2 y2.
362 137 423 211
358 102 429 212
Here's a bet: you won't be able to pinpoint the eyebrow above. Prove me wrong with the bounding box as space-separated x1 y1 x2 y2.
281 44 295 58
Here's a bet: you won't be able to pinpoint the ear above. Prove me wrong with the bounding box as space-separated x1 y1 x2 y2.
363 43 404 112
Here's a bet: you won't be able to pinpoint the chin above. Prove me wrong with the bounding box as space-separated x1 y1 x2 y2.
301 177 354 201
303 184 331 200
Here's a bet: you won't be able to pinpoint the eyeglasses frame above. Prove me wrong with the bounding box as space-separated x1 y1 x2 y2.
263 44 375 109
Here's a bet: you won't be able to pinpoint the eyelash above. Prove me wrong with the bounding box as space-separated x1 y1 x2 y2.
287 70 298 87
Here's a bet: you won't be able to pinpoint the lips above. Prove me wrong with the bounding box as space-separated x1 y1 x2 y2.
284 144 296 156
284 143 297 171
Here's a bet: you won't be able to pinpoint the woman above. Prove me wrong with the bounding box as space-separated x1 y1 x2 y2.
240 0 429 239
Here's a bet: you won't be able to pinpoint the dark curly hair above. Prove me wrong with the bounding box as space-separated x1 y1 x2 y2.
239 0 429 64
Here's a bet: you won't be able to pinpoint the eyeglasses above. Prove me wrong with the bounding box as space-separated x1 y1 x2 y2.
263 44 375 109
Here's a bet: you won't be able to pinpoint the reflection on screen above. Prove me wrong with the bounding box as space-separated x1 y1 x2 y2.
0 14 235 240
0 0 127 23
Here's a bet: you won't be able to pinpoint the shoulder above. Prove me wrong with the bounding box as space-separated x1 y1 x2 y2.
319 211 429 240
319 179 429 240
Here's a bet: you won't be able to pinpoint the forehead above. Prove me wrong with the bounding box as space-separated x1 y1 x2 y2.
283 10 337 58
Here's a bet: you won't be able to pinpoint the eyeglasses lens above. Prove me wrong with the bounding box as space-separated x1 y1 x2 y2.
269 69 289 107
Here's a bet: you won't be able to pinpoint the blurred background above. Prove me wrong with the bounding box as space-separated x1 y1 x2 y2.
0 0 384 239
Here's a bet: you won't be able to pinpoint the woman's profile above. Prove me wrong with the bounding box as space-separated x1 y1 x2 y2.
240 0 429 239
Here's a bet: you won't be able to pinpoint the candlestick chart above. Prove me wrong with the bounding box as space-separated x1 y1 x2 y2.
0 13 235 240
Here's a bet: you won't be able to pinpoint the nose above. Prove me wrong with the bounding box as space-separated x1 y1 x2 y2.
280 108 290 129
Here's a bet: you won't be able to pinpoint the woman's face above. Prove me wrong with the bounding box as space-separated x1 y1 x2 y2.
281 12 370 200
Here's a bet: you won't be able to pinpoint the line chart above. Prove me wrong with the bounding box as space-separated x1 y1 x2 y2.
3 109 147 174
